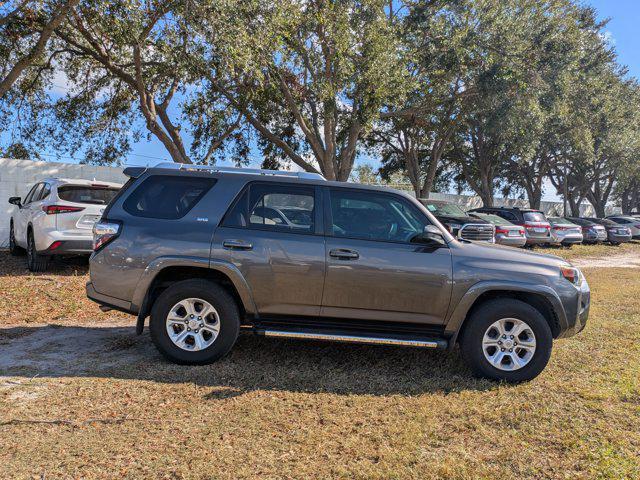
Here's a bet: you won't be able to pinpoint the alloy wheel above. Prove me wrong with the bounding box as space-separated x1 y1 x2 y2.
165 298 221 351
482 318 536 371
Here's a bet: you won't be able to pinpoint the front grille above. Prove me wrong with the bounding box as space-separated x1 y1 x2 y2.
459 224 494 242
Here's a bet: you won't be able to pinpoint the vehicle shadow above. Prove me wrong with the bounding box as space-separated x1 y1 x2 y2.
0 251 89 277
0 324 494 397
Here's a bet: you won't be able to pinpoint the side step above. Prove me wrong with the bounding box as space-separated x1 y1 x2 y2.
255 328 448 349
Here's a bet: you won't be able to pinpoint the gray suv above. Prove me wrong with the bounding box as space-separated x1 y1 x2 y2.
86 164 590 382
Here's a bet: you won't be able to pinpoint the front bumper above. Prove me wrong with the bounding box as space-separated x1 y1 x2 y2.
558 277 590 338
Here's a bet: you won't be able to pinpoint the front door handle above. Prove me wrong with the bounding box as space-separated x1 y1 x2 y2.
329 248 359 260
223 239 253 250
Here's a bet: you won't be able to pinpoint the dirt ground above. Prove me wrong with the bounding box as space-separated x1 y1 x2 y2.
1 244 639 479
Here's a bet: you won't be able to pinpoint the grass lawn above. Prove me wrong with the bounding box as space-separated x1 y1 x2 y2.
1 244 639 479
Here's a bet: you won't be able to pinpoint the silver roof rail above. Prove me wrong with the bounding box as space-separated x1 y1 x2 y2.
153 162 325 180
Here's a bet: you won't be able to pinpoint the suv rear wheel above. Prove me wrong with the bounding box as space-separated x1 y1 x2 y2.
460 299 552 382
26 230 49 272
149 279 240 365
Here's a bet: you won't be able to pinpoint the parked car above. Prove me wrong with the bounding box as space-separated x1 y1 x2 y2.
418 199 495 243
8 178 122 271
86 164 590 382
585 218 632 245
547 217 583 246
605 216 640 239
565 217 608 243
469 212 526 247
468 207 554 246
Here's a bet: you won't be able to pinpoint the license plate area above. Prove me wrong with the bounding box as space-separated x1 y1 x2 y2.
76 214 101 229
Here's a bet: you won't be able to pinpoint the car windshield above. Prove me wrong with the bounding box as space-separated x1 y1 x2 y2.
423 202 467 217
58 185 120 205
567 217 593 226
523 212 547 223
548 217 576 226
472 213 512 226
609 217 633 224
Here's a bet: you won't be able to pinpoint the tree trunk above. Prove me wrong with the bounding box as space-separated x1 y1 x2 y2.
568 195 582 217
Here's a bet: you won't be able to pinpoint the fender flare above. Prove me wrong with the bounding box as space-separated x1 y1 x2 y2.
131 255 257 321
445 280 568 348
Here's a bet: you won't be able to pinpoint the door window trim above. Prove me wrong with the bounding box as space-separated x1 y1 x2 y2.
220 181 323 236
324 186 437 246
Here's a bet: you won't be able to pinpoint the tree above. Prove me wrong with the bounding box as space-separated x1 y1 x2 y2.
43 0 244 165
370 0 468 198
0 0 79 99
206 0 406 180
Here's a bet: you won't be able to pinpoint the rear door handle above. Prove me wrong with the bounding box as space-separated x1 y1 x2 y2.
222 239 253 250
329 248 359 260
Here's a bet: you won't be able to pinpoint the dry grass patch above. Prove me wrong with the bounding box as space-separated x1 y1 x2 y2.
0 252 126 325
0 249 639 478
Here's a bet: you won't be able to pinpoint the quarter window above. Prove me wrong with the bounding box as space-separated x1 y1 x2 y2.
329 189 428 243
223 183 315 233
123 175 216 219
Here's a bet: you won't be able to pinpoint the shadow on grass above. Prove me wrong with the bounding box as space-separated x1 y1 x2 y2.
0 250 89 277
0 324 493 397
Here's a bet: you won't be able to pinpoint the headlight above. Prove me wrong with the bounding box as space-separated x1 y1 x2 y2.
560 264 581 285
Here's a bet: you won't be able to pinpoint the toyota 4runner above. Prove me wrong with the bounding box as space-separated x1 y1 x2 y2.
86 164 590 382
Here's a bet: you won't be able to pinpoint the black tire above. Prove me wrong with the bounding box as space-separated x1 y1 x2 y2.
9 222 25 256
610 241 620 246
149 279 240 365
26 230 49 272
460 299 553 383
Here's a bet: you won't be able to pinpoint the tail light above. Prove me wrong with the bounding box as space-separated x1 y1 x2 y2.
495 227 509 235
518 229 525 235
553 226 568 231
93 221 121 251
43 205 85 214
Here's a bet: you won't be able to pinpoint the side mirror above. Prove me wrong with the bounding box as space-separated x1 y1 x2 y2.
8 196 21 207
413 225 447 246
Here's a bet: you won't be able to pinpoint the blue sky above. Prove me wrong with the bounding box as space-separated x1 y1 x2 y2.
587 0 640 79
4 1 639 200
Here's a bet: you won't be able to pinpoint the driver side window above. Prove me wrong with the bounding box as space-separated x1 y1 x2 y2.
329 189 429 243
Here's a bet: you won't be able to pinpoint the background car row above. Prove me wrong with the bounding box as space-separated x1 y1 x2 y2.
420 200 637 248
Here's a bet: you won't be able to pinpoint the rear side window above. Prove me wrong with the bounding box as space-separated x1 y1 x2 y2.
223 183 315 233
123 175 215 219
59 185 120 205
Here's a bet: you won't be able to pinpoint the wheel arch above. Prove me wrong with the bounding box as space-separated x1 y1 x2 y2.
133 257 257 329
446 282 566 348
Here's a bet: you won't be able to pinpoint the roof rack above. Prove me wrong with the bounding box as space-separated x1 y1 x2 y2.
153 162 325 181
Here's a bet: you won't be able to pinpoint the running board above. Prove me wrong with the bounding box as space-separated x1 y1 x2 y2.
257 328 447 349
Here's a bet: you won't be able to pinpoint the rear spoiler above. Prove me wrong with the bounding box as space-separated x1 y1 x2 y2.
123 166 147 178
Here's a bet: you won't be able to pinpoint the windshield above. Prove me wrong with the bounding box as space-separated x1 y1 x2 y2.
548 217 574 226
472 213 512 226
58 185 120 205
424 202 467 217
523 212 547 223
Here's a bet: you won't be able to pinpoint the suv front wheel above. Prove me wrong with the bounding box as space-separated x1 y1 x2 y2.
460 299 552 382
149 279 240 365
